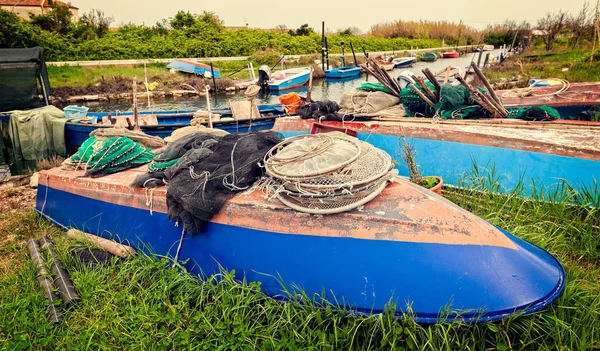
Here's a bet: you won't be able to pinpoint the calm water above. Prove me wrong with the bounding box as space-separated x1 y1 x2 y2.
1 50 502 178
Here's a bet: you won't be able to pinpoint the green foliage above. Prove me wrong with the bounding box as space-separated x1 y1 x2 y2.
79 9 113 38
169 11 196 30
0 9 443 61
294 24 313 36
29 3 73 35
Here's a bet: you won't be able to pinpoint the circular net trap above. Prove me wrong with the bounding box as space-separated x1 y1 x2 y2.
264 132 397 214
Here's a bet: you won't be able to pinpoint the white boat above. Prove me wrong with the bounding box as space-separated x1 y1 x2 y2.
434 66 465 86
483 44 495 51
267 67 311 91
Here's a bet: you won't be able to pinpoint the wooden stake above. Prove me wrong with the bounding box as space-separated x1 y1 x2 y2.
409 83 435 108
205 86 213 129
414 76 438 102
422 68 442 92
471 62 504 107
67 229 135 258
133 75 140 131
307 66 314 103
144 63 151 108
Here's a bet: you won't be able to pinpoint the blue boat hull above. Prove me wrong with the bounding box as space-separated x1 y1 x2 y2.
325 66 362 79
36 174 565 324
274 118 600 198
64 105 285 150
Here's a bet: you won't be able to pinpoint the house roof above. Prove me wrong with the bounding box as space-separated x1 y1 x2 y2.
0 0 78 9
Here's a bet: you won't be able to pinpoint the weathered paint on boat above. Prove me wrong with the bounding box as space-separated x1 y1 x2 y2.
273 117 600 195
63 104 286 150
36 166 565 323
499 82 600 113
325 66 362 79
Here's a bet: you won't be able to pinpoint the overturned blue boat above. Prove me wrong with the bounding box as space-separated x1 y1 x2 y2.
36 165 565 323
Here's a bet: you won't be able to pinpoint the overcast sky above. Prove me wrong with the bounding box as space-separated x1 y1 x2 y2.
74 0 589 32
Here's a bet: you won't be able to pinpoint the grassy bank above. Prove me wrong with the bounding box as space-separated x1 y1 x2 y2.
0 170 598 350
484 45 600 88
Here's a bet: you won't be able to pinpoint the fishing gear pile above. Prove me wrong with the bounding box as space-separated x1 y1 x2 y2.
264 133 397 214
131 132 221 188
133 131 283 234
64 136 154 177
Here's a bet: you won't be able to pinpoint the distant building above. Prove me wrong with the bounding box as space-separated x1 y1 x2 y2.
0 0 79 21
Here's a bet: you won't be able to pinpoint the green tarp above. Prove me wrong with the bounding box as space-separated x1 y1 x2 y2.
8 105 66 161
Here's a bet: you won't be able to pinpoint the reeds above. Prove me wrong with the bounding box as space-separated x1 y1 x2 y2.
370 20 481 43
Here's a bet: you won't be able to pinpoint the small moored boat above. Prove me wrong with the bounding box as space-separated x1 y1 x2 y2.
167 59 221 78
420 53 438 62
325 66 362 79
376 61 395 71
268 67 312 91
392 57 417 68
442 50 460 59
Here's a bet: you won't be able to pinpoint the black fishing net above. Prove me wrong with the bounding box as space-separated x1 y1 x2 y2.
166 131 282 234
297 101 341 120
133 131 283 234
131 132 221 188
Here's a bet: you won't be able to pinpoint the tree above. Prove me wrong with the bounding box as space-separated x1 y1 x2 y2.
567 2 593 48
197 11 223 30
80 9 114 37
295 24 313 36
170 11 196 30
29 1 73 34
537 11 568 50
338 26 362 36
274 24 287 33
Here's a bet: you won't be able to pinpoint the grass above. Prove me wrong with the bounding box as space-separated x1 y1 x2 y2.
483 43 600 87
46 59 322 89
0 168 599 350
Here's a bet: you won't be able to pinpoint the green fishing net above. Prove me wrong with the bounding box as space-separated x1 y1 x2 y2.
356 82 393 94
399 83 560 120
70 136 154 177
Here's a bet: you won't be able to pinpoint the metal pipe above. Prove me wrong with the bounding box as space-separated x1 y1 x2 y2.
27 239 62 323
210 62 217 93
39 237 81 309
321 21 325 72
350 42 358 67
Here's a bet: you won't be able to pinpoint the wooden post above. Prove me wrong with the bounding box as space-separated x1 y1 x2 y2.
144 63 151 108
205 86 213 128
409 83 435 108
210 62 217 93
67 229 135 258
322 21 326 71
341 41 345 67
350 42 359 67
422 68 442 92
307 66 314 103
471 62 503 107
414 76 438 102
325 37 330 70
133 75 140 130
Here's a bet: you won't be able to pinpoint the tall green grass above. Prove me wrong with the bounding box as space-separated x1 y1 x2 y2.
0 166 598 350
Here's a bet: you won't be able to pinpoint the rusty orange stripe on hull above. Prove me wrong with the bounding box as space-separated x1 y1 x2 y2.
40 168 517 250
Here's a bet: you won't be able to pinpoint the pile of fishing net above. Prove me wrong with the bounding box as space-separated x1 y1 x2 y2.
132 131 283 234
296 101 341 121
400 83 561 121
264 133 397 214
63 136 154 177
337 90 401 119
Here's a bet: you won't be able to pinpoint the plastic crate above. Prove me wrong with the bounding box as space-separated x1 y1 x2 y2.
64 105 90 120
309 123 357 137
